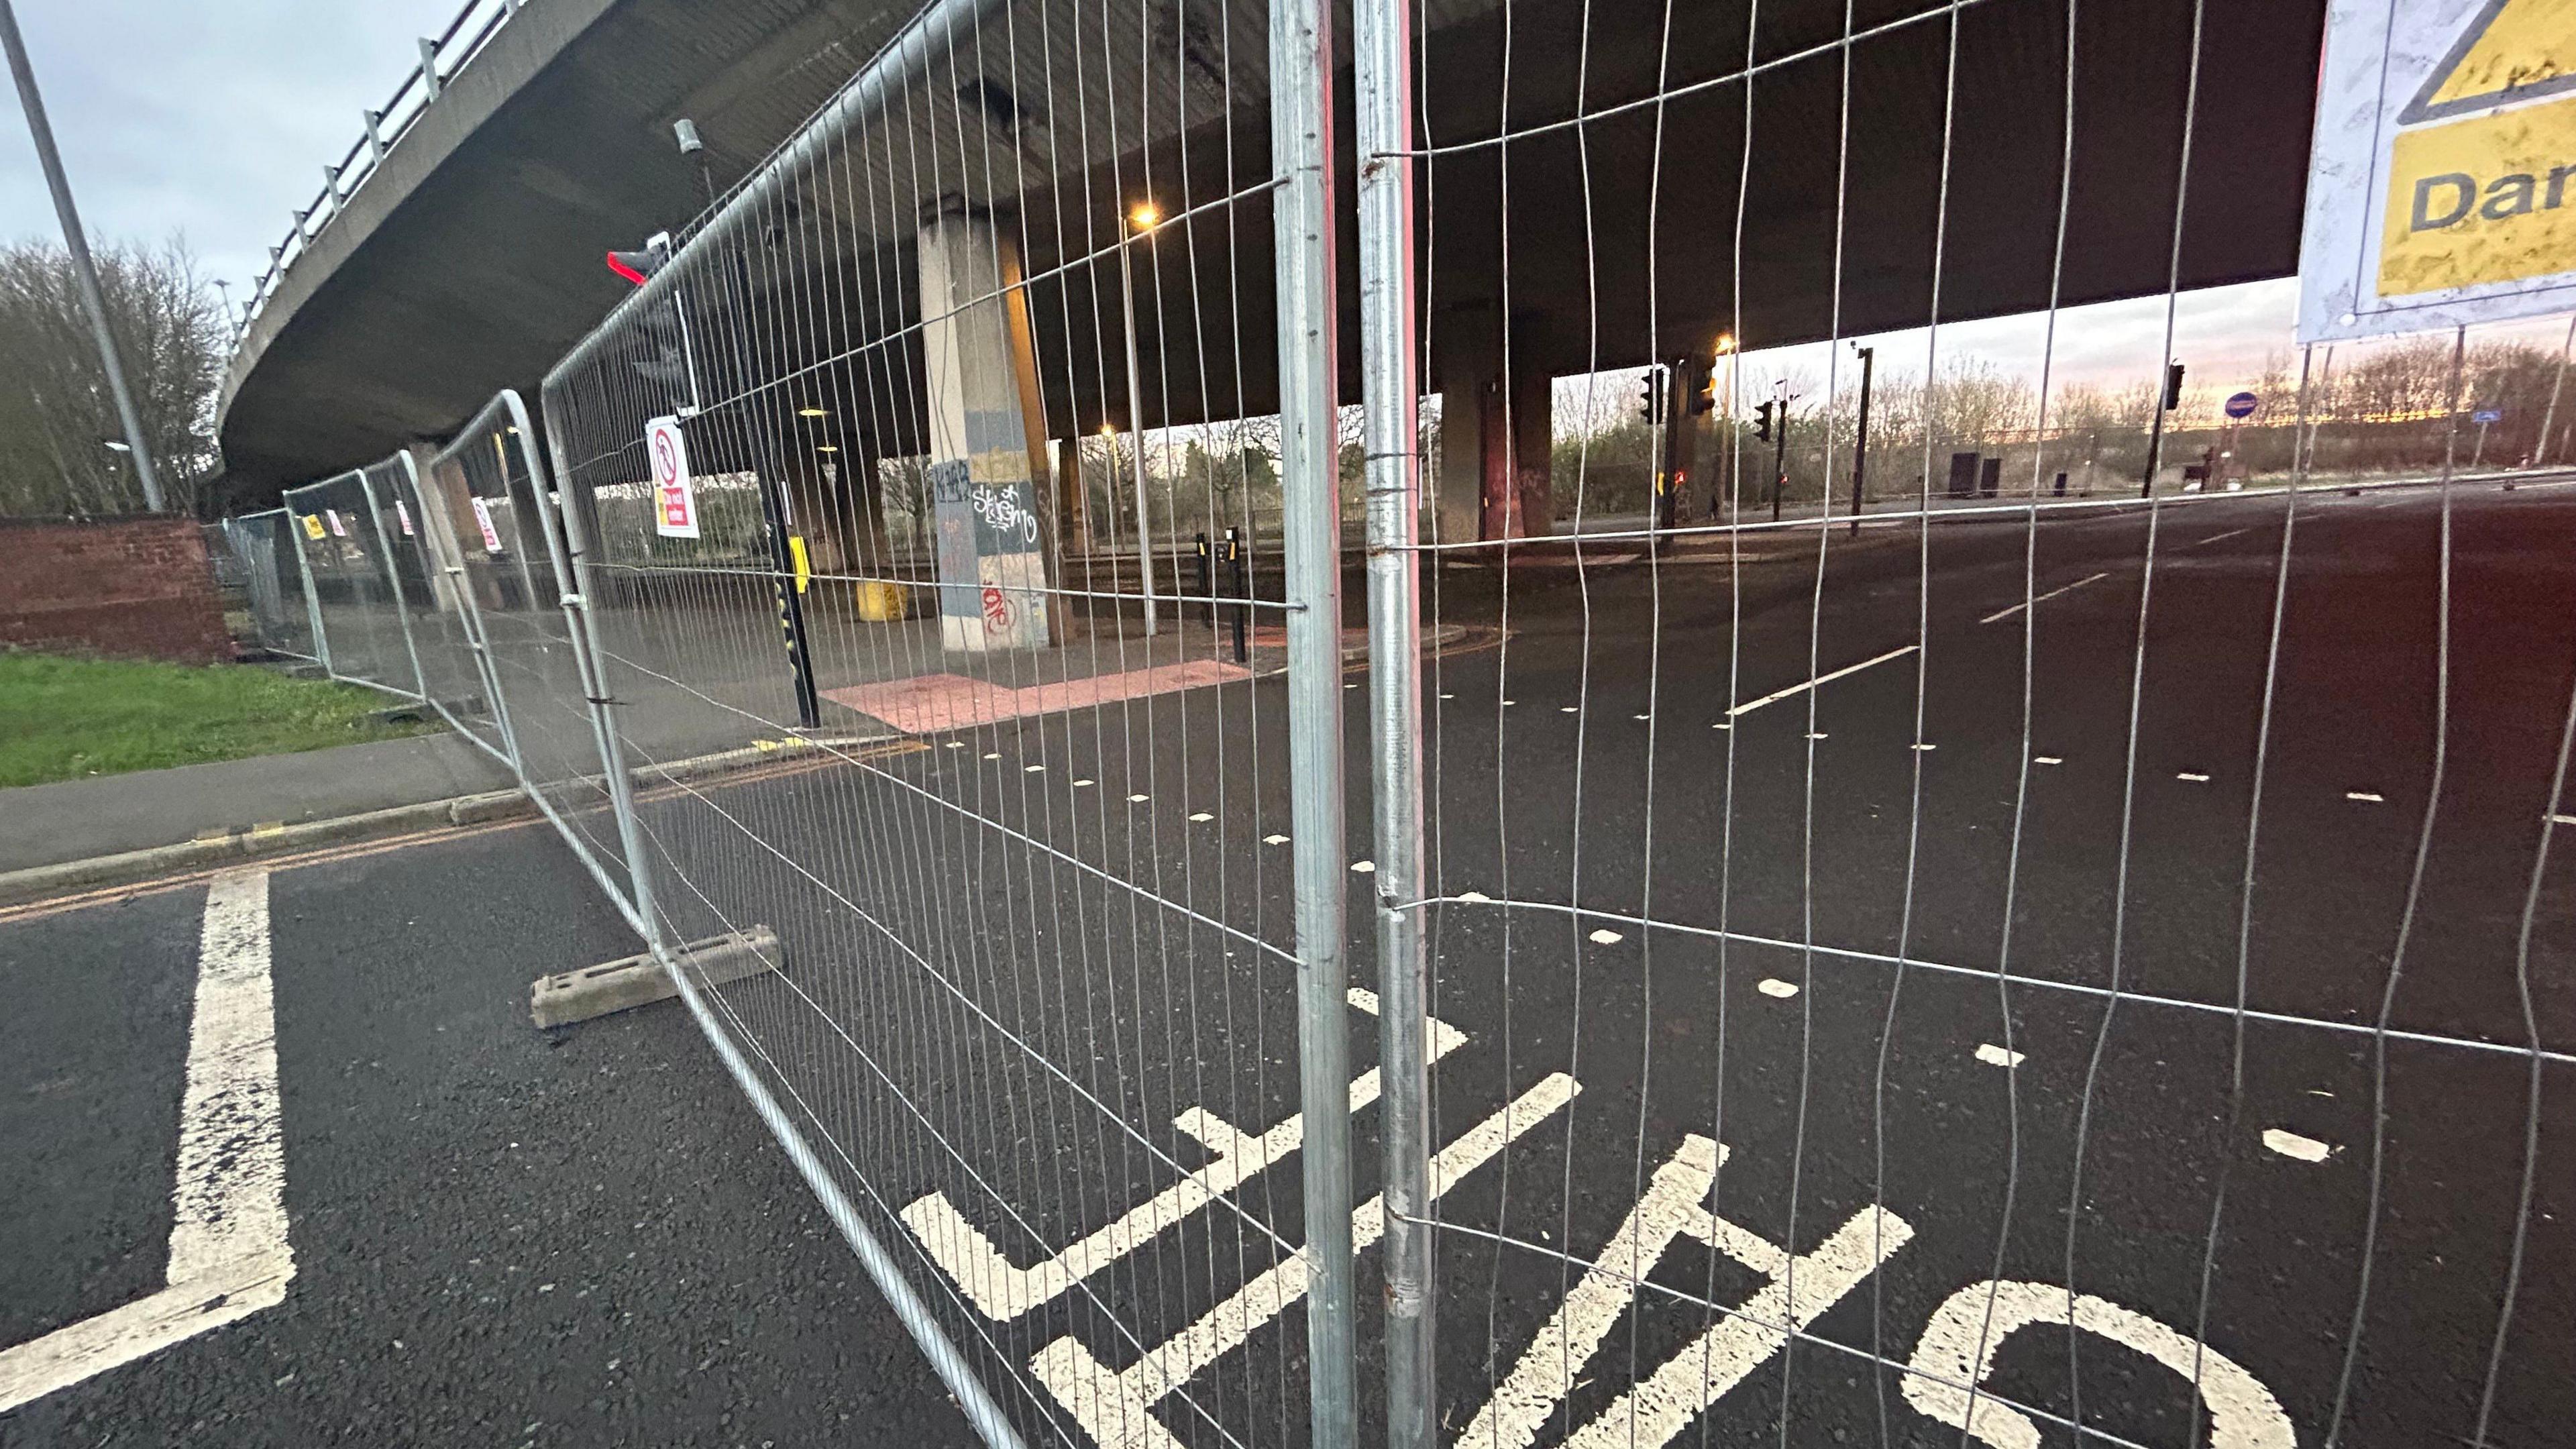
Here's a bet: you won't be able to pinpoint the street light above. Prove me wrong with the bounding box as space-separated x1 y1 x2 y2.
1119 199 1161 636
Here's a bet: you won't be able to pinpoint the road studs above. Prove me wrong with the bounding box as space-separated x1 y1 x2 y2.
1757 978 1799 999
2261 1128 2334 1163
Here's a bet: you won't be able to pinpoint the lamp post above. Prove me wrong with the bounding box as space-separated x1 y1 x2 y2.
3 0 163 511
1120 201 1161 637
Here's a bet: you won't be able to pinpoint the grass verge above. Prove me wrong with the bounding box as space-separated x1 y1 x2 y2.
0 651 438 789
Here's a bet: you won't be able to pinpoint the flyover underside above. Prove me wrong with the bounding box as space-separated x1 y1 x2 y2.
222 0 2322 489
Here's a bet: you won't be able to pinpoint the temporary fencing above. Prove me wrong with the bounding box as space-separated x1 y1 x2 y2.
266 0 2572 1446
207 509 323 663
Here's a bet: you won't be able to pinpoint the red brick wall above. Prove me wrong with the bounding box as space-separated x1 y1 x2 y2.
0 516 234 664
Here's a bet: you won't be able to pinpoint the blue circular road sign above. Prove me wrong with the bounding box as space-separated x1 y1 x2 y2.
2223 391 2259 419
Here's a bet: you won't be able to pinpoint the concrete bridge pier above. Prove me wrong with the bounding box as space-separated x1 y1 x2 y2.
1435 303 1553 545
917 208 1056 651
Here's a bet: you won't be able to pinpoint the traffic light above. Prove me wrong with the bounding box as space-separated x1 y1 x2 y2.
609 236 694 396
1638 370 1664 425
1754 401 1774 443
1689 372 1716 415
2163 362 2186 412
606 246 665 286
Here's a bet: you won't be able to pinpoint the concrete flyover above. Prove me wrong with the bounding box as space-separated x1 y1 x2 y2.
219 0 2327 506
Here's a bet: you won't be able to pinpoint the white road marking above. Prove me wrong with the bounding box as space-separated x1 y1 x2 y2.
2035 755 2062 765
1128 794 1150 803
1350 860 1377 874
2261 1128 2334 1163
1440 692 1456 700
1711 720 1733 731
1757 978 1799 999
1024 764 1046 773
1263 834 1291 845
2192 527 2251 547
1587 928 1623 945
1455 890 1492 902
1633 713 1652 721
1905 1280 2294 1449
1560 705 1579 714
1913 742 1937 751
1032 1075 1580 1449
983 752 1002 760
1187 812 1214 822
2548 813 2575 827
2345 790 2384 803
1 870 293 1414
1503 699 1517 706
1979 571 2111 625
945 741 967 749
1727 645 1919 718
1807 731 1830 741
1974 1044 2025 1069
904 989 1466 1320
1074 779 1095 788
2178 771 2210 783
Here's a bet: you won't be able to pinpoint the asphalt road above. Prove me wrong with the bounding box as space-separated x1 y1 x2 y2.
4 478 2569 1448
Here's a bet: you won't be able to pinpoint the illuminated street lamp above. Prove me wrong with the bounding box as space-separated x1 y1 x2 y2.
1119 200 1162 635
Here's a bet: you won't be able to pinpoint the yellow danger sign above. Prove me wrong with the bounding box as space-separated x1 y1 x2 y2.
2302 0 2576 341
301 514 326 541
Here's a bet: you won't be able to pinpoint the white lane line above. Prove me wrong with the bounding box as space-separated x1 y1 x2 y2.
2 869 293 1414
2261 1128 2334 1163
1033 1075 1580 1449
1979 571 2111 625
2549 813 2576 827
2345 790 2384 803
2191 527 2251 547
1974 1043 2026 1069
1727 645 1919 718
904 989 1466 1320
1757 978 1799 999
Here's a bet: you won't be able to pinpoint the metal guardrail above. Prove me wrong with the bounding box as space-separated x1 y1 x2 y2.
223 0 533 352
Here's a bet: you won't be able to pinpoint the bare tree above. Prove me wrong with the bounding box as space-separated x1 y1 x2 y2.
0 235 225 517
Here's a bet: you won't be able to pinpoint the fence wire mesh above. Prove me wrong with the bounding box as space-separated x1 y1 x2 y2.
209 509 321 662
281 470 421 698
260 0 2576 1446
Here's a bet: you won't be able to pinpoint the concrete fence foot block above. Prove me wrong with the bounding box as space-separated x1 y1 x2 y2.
530 925 782 1029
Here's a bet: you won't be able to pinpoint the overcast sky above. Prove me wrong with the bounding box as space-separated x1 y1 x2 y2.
2 0 461 307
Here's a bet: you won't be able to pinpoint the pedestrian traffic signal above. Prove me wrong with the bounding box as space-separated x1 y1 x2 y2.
1755 401 1774 442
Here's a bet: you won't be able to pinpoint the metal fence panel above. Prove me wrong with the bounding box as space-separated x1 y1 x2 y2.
213 509 321 661
422 390 633 915
366 451 517 763
282 470 419 697
528 0 1364 1442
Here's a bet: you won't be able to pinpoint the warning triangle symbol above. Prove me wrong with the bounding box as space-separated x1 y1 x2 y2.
2401 0 2576 123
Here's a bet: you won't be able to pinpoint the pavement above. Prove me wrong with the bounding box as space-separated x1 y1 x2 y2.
0 732 516 875
3 476 2570 1448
